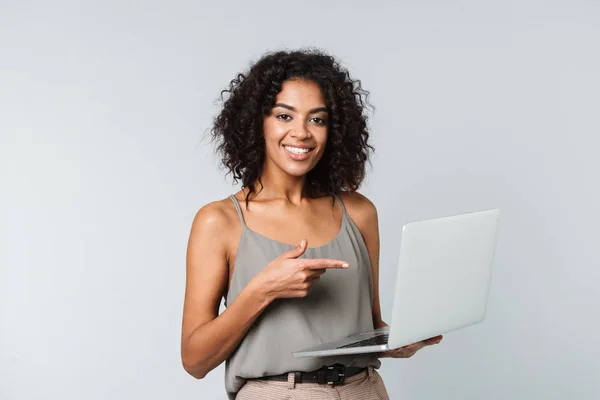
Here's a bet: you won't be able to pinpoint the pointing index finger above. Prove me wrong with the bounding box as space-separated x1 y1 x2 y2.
302 259 350 270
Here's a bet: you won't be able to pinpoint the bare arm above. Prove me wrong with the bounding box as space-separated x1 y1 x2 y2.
180 203 270 379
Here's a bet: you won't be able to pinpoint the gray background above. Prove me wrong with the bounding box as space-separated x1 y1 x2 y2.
1 1 599 399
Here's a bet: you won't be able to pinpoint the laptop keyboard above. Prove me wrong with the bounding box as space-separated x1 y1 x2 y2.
337 333 389 349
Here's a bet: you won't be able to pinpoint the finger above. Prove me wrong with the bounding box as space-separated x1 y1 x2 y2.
402 343 423 353
399 348 415 357
402 343 417 352
283 239 308 259
298 271 323 284
301 270 322 280
302 259 350 269
390 347 414 358
292 289 309 298
423 335 443 345
313 269 326 277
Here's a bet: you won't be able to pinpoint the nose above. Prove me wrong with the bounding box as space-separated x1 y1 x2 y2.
290 120 310 140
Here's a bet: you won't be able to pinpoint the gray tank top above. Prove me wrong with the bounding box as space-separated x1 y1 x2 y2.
224 194 381 399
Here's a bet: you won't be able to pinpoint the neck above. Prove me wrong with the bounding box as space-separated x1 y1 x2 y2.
247 163 311 204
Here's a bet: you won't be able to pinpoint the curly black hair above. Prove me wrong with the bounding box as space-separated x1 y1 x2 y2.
210 48 375 208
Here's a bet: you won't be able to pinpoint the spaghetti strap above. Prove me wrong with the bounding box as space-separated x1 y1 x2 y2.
333 193 348 215
228 195 247 228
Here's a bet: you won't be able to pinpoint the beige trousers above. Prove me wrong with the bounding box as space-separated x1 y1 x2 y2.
236 366 390 400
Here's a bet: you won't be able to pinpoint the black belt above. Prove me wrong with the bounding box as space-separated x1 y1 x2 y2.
258 364 364 386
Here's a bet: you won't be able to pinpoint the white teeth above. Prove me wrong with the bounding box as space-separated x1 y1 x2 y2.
285 146 311 154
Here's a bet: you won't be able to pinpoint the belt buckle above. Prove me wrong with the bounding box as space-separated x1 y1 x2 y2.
322 364 345 386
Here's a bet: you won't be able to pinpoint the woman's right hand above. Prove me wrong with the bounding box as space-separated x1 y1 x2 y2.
252 239 349 301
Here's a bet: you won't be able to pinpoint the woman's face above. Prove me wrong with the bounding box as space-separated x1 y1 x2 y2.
262 79 328 178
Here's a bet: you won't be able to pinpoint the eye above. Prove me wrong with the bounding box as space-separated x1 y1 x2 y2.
276 114 292 122
311 117 327 126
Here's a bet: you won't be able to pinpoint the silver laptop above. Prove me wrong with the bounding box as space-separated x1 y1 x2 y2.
293 208 500 357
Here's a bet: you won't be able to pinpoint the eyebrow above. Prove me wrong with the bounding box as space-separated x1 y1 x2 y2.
273 103 328 114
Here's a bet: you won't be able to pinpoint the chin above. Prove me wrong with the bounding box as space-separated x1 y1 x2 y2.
267 152 322 178
282 165 313 177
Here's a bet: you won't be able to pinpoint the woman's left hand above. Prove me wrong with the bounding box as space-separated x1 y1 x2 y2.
379 335 443 358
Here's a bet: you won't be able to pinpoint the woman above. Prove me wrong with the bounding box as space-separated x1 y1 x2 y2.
181 49 443 400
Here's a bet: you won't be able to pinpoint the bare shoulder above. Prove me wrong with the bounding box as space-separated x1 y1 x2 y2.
192 198 234 230
189 196 240 254
338 191 378 229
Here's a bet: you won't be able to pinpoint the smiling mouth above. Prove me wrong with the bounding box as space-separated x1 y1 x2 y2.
283 145 315 155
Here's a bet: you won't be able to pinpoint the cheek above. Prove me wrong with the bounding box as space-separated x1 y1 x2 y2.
263 121 287 143
316 130 328 150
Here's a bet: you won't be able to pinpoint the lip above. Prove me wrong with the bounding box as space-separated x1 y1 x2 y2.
282 144 315 161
